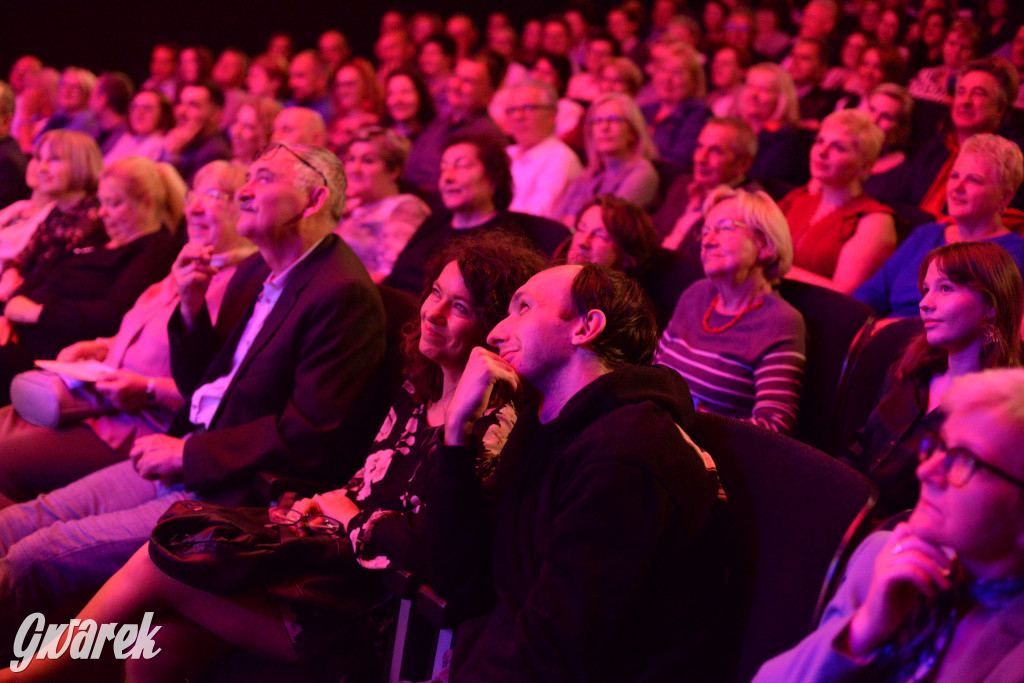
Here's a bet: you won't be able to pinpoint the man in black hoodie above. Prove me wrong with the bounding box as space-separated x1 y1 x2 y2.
430 263 734 682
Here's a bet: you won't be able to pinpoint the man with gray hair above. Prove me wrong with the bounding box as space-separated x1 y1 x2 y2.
653 116 761 260
271 106 326 147
0 144 387 653
0 81 28 209
506 79 582 220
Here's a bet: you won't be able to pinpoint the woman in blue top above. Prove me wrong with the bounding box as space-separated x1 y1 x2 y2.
855 134 1024 318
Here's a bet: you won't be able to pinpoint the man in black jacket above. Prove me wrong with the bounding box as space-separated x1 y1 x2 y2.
430 264 734 681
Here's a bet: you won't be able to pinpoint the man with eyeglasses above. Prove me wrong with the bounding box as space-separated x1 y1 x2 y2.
506 80 582 220
755 367 1024 682
0 143 388 657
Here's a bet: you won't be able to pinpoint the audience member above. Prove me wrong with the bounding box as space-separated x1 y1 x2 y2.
0 156 182 403
780 109 896 294
642 43 711 169
103 89 174 164
429 262 733 680
525 53 585 144
272 106 325 147
246 53 288 101
597 56 645 98
446 14 479 62
656 186 806 434
0 161 255 504
505 79 582 220
555 92 660 224
229 97 282 165
567 33 618 104
87 72 133 156
0 143 387 652
160 82 231 184
382 68 436 142
566 194 658 279
388 131 567 293
908 19 980 104
734 62 808 186
327 58 384 152
708 45 750 118
0 159 51 269
337 125 430 282
789 39 849 126
375 29 416 85
906 10 948 76
402 51 504 199
38 67 100 139
0 82 28 210
654 116 761 259
318 29 351 78
211 48 250 130
861 83 914 187
756 367 1024 682
285 51 333 123
0 130 103 305
177 46 214 89
416 33 456 111
823 30 868 91
857 134 1024 317
141 43 178 101
846 241 1024 518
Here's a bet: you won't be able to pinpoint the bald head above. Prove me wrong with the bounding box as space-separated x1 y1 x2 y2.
272 107 326 146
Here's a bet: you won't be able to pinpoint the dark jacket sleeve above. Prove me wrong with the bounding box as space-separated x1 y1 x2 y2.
23 230 176 351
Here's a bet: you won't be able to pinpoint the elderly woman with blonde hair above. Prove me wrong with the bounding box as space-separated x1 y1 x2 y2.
0 160 256 505
655 186 806 434
779 109 898 294
733 62 808 185
0 155 183 404
554 91 660 225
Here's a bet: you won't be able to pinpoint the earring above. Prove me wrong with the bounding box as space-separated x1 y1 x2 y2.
983 322 999 348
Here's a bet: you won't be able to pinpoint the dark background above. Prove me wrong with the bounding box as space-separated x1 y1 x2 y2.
0 0 609 84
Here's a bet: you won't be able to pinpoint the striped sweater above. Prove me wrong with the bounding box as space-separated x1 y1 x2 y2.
654 279 807 434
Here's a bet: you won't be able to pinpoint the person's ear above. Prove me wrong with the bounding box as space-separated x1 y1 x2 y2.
571 308 607 347
304 185 329 216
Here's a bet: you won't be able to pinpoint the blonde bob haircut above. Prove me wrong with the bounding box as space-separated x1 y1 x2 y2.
33 130 103 194
703 185 793 282
101 157 187 232
820 109 885 178
742 63 800 127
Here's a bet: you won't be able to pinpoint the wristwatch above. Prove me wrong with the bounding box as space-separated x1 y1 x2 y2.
145 378 157 405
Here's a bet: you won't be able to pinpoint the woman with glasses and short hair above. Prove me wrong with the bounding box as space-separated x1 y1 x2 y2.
844 241 1024 518
554 92 659 226
654 186 806 434
756 366 1024 683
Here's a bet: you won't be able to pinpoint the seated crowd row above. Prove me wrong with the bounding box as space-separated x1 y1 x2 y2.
0 0 1020 680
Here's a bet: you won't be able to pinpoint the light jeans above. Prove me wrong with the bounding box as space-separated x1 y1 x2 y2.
0 459 194 651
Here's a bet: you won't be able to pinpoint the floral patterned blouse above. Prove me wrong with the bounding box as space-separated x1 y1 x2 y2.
342 381 515 571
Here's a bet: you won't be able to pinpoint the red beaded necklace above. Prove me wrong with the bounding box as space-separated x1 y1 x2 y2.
701 294 765 333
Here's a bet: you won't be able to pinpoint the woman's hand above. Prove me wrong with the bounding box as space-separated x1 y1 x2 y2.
57 338 110 363
846 524 957 657
444 347 520 447
291 490 361 530
94 370 150 411
4 295 42 325
0 268 24 302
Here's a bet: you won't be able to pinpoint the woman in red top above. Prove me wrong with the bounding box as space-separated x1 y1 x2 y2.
779 109 897 294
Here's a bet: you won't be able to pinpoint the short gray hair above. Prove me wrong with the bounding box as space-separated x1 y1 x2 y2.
259 142 347 222
510 78 559 109
960 133 1024 199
